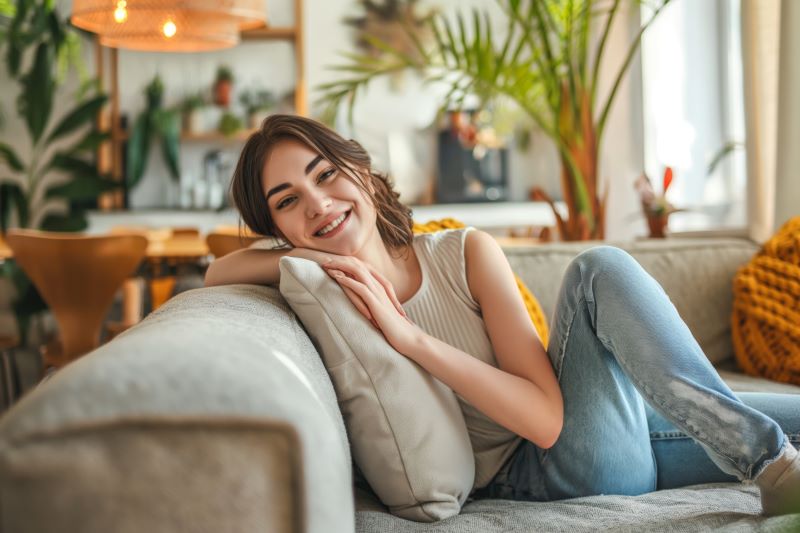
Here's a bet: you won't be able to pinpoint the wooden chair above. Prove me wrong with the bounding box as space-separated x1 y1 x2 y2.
206 232 266 258
0 334 21 410
5 230 148 368
110 225 203 313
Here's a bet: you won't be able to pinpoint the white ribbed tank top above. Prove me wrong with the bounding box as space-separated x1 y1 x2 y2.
401 227 522 489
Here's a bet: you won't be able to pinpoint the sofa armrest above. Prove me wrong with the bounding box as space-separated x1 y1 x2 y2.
0 285 354 533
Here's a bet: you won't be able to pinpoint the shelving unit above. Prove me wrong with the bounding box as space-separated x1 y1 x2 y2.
95 0 306 208
180 130 259 143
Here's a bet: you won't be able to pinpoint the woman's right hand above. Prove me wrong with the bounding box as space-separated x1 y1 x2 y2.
287 248 404 330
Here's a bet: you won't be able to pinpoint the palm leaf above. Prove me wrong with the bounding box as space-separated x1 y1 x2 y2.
46 94 107 143
40 210 88 232
597 0 672 140
68 129 110 153
48 153 96 175
0 142 23 171
45 173 119 201
126 113 151 190
157 111 181 181
0 181 27 230
19 41 54 144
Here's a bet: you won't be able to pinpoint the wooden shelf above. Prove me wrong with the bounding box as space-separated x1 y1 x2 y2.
96 0 306 209
241 26 297 40
181 130 257 142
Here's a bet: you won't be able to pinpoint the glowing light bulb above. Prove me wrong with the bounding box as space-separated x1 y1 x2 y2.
162 20 177 38
113 1 127 23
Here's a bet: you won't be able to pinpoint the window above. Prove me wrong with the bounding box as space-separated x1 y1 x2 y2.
641 0 746 232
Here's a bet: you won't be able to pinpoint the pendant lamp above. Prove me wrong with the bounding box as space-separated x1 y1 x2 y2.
71 0 267 52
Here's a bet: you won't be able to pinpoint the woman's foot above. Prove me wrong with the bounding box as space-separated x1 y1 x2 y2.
755 441 800 516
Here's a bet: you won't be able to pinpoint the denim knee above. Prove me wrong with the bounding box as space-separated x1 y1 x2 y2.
567 246 638 292
575 245 634 271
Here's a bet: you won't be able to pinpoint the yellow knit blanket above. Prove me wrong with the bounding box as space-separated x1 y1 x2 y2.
412 218 549 347
732 216 800 385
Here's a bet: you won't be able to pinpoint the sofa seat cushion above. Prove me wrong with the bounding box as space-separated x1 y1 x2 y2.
355 484 800 532
717 360 800 395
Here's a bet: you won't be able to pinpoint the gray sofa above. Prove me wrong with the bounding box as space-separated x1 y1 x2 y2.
1 237 799 532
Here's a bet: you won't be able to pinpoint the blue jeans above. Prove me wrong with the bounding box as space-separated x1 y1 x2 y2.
476 246 800 502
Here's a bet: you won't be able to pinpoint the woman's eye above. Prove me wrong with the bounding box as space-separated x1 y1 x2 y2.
276 196 295 209
275 170 334 209
318 168 336 182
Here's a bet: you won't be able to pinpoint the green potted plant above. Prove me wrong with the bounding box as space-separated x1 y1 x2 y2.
0 0 119 344
634 166 687 238
218 111 244 138
239 89 276 129
213 65 234 107
180 91 206 134
126 74 181 191
319 0 673 241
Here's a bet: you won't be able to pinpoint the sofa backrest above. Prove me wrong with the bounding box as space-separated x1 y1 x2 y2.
504 238 759 365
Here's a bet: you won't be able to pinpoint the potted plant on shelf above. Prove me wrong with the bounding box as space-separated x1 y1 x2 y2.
319 0 673 241
0 0 120 344
126 75 181 190
218 111 244 138
213 66 234 107
240 89 276 129
180 92 206 134
634 166 685 238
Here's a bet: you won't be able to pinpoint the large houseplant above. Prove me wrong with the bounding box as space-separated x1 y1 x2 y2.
126 74 181 190
319 0 672 240
0 0 117 343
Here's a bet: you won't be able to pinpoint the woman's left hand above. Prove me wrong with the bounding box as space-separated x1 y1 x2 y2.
322 259 425 356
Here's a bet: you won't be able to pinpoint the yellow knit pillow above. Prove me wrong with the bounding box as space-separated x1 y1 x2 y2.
412 218 549 347
732 216 800 385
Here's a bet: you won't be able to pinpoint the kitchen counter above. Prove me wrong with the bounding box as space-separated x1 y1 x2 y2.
87 201 563 236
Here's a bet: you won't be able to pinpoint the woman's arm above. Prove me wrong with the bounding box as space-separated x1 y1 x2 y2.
398 231 562 448
409 333 562 448
204 246 331 287
323 230 564 448
461 229 563 447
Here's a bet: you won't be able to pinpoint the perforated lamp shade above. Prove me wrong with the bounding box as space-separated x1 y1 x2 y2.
71 0 267 52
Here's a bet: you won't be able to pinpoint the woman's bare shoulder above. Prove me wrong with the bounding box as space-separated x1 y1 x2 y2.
463 229 515 304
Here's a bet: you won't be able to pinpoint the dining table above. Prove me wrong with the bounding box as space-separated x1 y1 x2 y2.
0 229 214 328
0 236 11 262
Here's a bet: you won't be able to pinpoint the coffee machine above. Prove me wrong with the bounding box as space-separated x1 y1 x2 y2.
436 111 509 203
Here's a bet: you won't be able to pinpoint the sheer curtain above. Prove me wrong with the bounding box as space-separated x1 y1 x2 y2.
742 0 800 243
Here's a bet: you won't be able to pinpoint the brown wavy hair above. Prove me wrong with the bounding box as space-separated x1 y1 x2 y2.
230 114 413 252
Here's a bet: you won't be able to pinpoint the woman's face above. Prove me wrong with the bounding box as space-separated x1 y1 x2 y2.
261 139 377 255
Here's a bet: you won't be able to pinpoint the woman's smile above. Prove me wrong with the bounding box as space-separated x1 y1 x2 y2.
313 209 352 239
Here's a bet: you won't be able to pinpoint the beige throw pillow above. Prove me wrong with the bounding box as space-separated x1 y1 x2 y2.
279 256 475 522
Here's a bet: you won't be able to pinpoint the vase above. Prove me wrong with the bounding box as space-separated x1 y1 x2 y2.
646 213 669 238
213 80 232 107
182 109 202 134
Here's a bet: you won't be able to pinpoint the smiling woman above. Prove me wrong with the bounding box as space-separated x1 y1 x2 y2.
205 114 800 520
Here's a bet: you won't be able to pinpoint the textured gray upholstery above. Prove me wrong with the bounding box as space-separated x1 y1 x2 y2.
355 484 800 531
0 237 798 533
0 285 353 533
506 238 760 364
